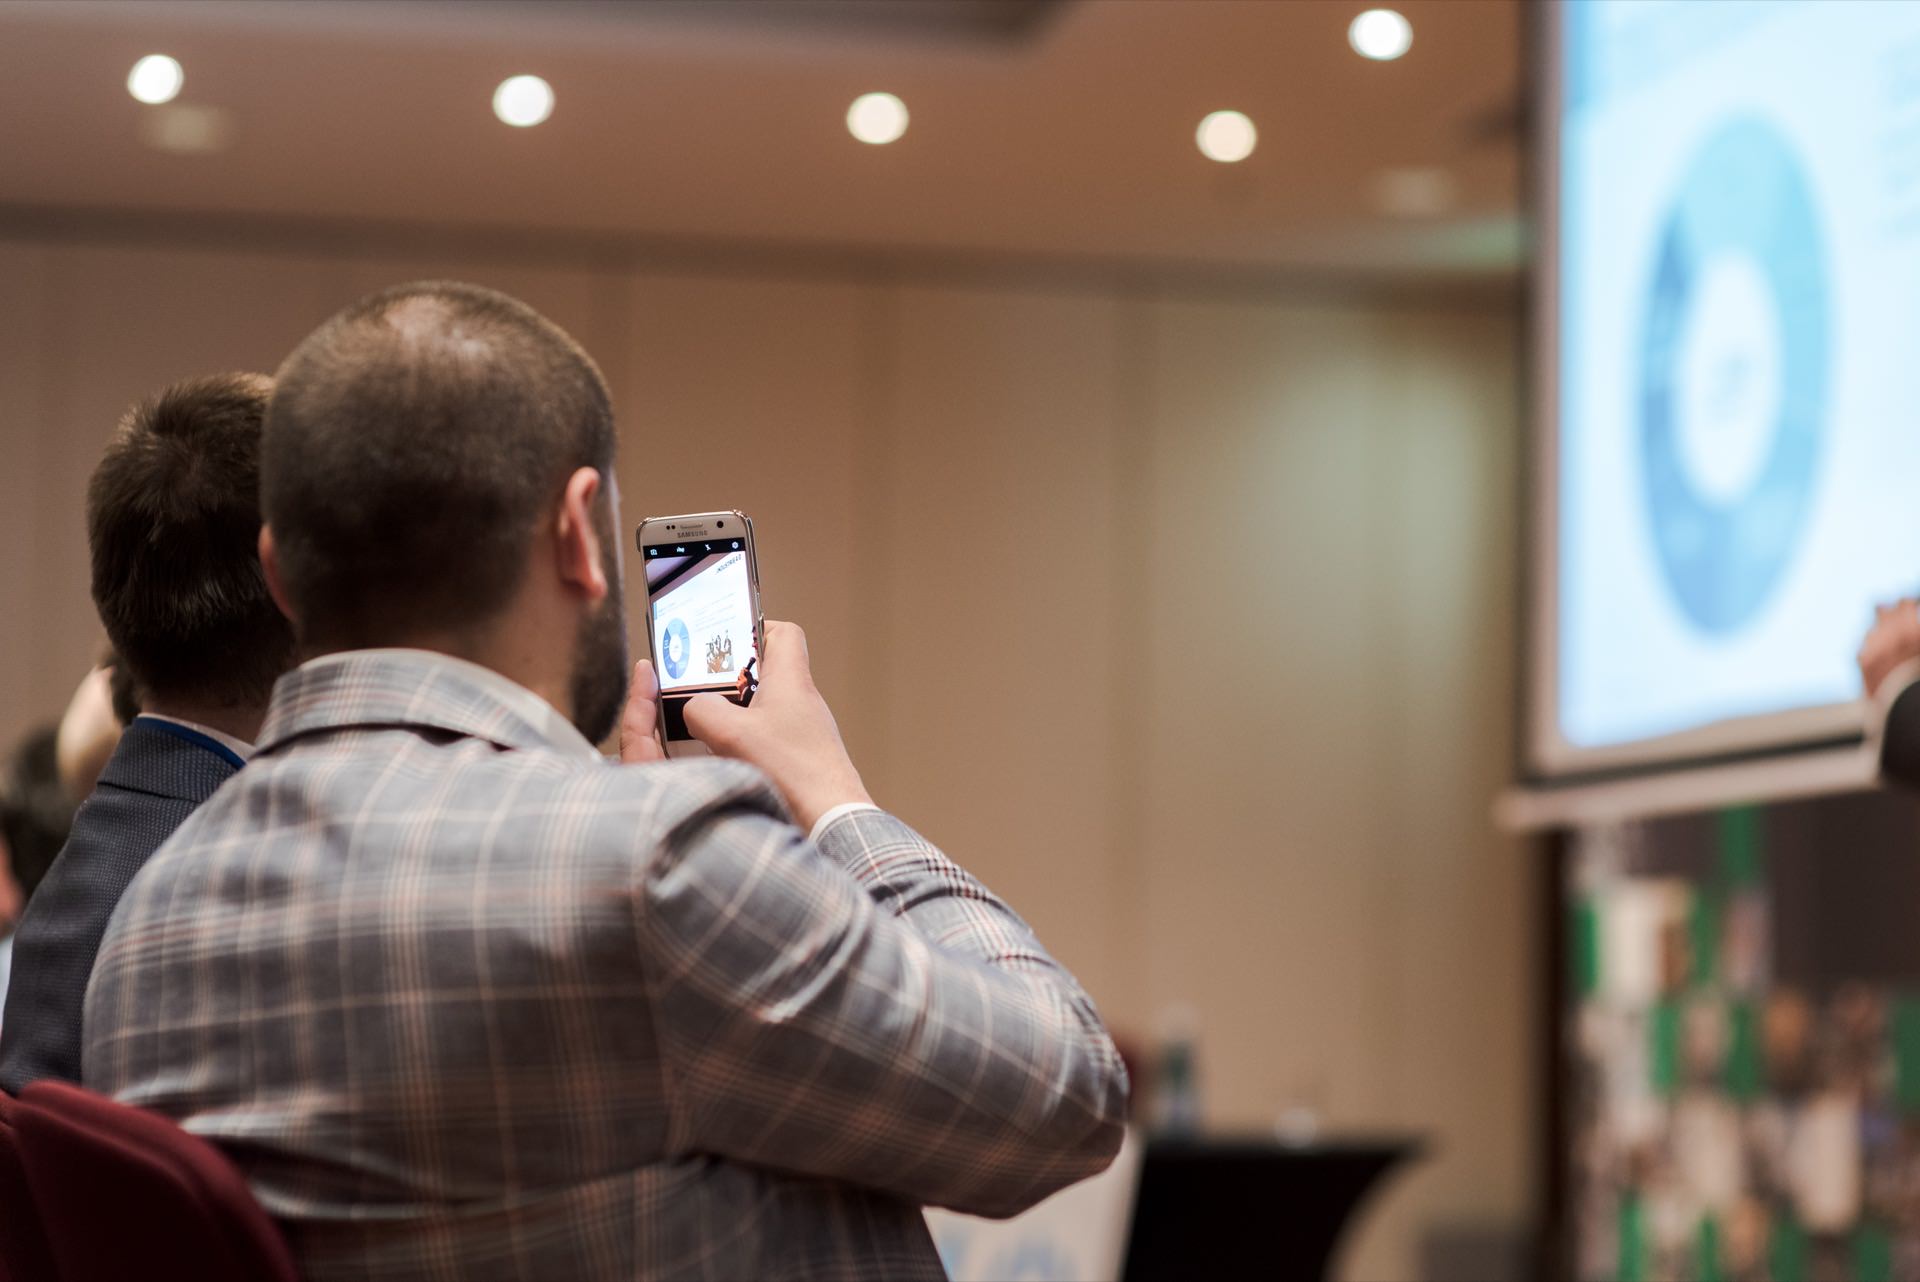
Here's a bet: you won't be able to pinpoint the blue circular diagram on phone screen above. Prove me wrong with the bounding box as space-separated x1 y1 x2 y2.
660 618 690 680
1639 117 1829 635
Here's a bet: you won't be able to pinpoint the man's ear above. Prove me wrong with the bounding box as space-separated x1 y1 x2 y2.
555 466 610 606
258 526 299 625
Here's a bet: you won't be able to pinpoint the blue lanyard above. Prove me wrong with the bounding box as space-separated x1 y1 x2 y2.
135 716 247 771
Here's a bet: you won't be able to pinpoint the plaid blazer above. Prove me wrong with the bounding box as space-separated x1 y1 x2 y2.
84 650 1128 1282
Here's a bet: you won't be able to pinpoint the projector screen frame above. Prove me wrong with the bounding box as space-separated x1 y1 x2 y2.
1520 0 1867 787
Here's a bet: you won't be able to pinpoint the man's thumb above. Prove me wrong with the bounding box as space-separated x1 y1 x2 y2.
618 661 666 764
683 693 748 753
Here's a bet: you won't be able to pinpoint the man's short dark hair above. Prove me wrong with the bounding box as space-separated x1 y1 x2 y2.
263 281 616 649
2 726 72 903
87 373 296 709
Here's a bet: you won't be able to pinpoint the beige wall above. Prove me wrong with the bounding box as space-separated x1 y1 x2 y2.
0 232 1524 1281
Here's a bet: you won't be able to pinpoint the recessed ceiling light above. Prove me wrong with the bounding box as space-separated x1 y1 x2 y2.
847 92 909 146
1349 9 1413 61
1196 110 1257 164
127 54 184 106
493 75 554 128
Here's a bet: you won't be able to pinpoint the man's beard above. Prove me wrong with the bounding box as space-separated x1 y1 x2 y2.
568 511 630 747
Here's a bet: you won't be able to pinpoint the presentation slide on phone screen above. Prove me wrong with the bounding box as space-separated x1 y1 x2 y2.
648 549 755 694
1550 0 1920 767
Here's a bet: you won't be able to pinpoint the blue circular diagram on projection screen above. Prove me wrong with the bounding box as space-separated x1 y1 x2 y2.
660 618 691 680
1638 117 1829 635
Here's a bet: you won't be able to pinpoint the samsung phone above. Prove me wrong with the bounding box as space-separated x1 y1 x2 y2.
635 511 763 757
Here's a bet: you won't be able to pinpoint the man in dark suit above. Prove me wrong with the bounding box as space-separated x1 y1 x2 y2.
0 374 298 1091
1859 598 1920 787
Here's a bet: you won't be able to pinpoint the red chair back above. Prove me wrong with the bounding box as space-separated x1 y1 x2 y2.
0 1091 58 1282
14 1081 298 1282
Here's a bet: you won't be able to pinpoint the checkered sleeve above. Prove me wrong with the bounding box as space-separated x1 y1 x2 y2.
637 800 1128 1219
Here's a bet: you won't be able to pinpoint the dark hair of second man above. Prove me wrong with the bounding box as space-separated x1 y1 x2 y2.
262 280 616 650
87 373 297 710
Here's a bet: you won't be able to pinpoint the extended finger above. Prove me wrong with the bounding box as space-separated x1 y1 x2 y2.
757 620 814 690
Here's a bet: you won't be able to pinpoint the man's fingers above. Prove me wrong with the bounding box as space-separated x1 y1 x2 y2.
684 692 748 752
757 620 813 691
619 660 667 764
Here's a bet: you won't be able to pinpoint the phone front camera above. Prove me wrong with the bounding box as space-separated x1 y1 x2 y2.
717 520 726 528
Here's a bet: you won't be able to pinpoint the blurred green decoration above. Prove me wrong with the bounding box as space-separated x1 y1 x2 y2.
1617 1194 1645 1282
1695 1214 1725 1282
1716 805 1764 886
1768 1215 1806 1282
1852 1222 1893 1282
1894 997 1920 1115
1650 998 1681 1096
1689 889 1720 988
1572 896 1599 999
1724 1000 1760 1101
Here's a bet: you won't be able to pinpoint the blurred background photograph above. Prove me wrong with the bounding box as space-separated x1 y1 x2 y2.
5 1 1920 1280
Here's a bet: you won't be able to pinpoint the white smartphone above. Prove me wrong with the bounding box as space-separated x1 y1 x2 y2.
635 511 764 758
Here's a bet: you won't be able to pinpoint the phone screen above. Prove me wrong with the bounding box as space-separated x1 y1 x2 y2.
643 536 758 738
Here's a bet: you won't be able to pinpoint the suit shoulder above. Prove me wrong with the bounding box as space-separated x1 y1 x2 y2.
585 756 792 834
54 783 200 884
140 742 790 869
1886 679 1920 790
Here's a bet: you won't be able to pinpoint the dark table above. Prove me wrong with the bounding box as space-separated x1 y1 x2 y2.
1121 1135 1423 1281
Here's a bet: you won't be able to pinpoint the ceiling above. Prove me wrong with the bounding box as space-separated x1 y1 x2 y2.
0 0 1524 281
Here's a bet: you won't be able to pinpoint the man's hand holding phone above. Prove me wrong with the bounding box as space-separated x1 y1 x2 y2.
619 621 871 831
685 621 871 831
